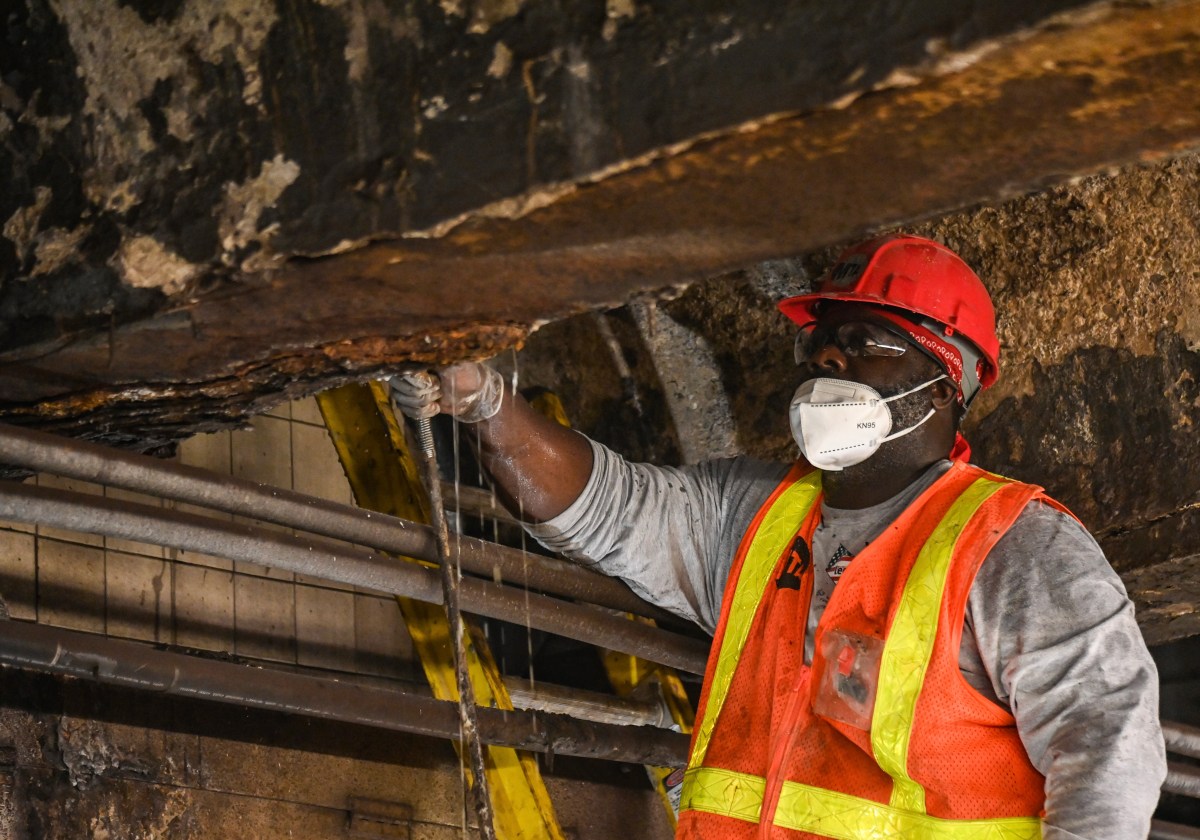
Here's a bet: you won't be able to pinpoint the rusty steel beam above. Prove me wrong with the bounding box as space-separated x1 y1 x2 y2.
4 2 1200 438
3 0 1099 375
502 676 670 729
0 421 677 624
0 482 710 674
1099 507 1200 646
0 618 690 767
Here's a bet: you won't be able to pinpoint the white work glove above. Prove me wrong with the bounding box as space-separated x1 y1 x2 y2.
388 361 506 424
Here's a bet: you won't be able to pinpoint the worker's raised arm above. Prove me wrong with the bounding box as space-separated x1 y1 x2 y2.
389 362 594 522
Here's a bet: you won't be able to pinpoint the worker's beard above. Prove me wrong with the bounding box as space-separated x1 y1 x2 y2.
883 373 941 435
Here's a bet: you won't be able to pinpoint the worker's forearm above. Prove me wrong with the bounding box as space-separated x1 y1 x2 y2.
467 387 594 523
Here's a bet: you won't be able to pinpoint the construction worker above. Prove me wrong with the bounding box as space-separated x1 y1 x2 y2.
391 234 1165 839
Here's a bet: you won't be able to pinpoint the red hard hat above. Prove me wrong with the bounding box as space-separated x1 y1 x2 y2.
778 234 1000 393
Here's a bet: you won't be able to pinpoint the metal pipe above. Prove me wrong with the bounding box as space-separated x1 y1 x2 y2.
0 482 710 674
442 482 521 526
1164 761 1200 799
0 618 691 766
0 421 675 624
1164 720 1200 760
1151 820 1200 840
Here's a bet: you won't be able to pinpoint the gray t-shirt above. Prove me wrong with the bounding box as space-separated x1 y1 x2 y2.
529 439 1165 840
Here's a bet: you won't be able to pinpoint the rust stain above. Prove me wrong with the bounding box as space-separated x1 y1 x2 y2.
1 323 527 439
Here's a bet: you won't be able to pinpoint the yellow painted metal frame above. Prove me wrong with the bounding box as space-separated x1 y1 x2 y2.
318 381 565 840
529 390 697 831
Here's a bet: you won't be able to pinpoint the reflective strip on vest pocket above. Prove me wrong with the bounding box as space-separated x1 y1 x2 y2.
774 781 1041 840
688 470 823 770
680 767 765 823
870 476 1007 814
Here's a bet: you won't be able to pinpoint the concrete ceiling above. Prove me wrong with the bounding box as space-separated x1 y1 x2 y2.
4 0 1200 641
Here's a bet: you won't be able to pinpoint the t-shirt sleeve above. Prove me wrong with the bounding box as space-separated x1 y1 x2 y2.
526 438 786 632
966 500 1166 839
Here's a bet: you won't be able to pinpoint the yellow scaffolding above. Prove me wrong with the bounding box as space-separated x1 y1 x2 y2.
318 381 565 840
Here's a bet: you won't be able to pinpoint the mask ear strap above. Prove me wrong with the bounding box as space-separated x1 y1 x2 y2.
880 373 946 443
881 406 937 443
881 374 947 404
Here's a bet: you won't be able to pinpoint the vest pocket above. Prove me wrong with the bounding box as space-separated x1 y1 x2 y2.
812 628 884 730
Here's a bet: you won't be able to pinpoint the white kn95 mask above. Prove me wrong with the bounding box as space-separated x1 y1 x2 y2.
789 375 946 471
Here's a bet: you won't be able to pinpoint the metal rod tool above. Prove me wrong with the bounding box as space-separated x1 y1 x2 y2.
411 391 497 840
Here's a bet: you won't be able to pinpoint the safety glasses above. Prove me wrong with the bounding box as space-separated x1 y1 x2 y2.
794 320 911 366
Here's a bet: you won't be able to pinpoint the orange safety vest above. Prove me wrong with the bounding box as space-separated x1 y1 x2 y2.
678 461 1056 839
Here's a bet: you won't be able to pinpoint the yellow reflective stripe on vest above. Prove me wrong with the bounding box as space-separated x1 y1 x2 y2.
681 769 1041 839
680 767 765 823
687 469 823 771
870 476 1007 814
774 781 1042 840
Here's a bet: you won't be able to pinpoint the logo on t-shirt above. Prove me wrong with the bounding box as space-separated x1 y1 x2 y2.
825 544 854 584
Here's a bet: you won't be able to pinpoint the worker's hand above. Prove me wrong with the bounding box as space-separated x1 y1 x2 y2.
388 362 506 423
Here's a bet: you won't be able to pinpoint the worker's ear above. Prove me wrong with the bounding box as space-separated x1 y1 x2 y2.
931 379 957 411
